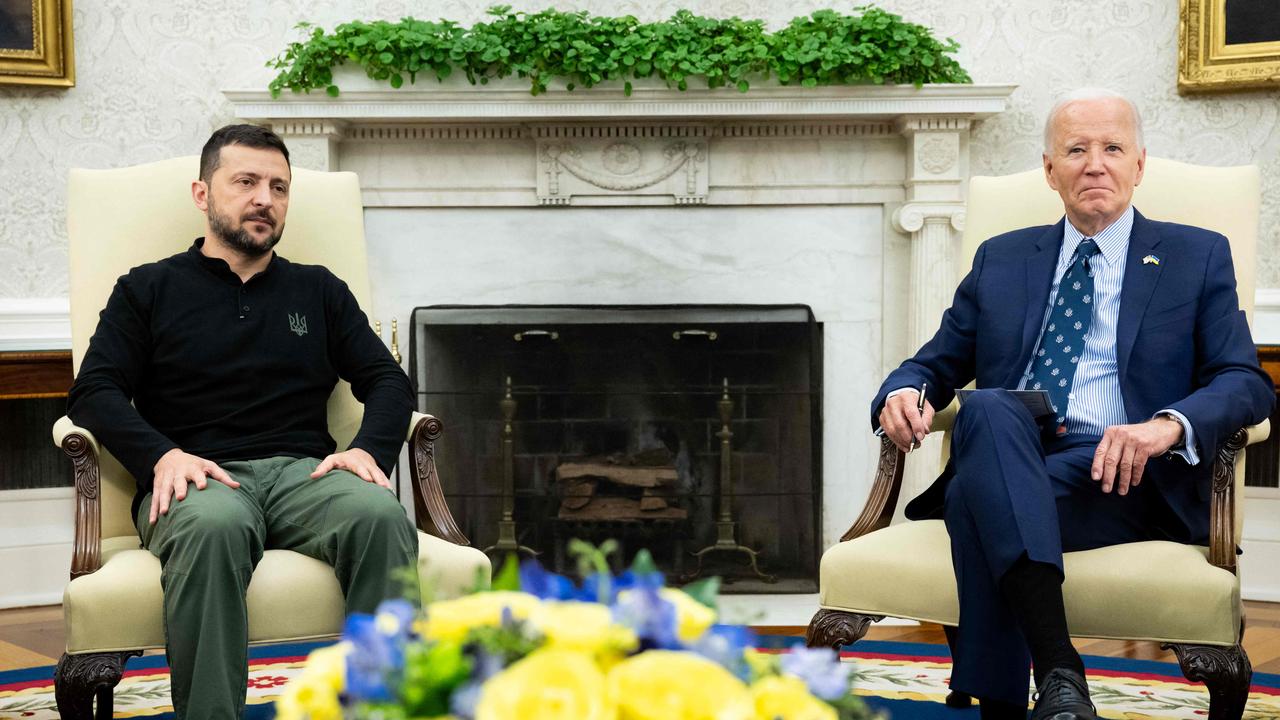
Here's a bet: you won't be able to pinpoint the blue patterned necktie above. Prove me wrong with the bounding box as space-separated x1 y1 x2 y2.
1028 239 1101 436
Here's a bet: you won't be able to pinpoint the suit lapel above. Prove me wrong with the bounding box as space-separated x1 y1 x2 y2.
1117 210 1163 381
1012 221 1065 387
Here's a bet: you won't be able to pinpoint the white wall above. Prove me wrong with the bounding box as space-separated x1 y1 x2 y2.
1 0 1278 300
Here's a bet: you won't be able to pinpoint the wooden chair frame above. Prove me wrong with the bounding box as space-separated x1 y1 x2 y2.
806 427 1258 720
53 414 468 719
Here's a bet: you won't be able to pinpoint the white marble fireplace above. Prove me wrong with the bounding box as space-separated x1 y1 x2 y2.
226 76 1014 560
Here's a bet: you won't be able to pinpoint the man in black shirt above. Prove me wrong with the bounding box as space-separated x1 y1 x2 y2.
67 125 417 720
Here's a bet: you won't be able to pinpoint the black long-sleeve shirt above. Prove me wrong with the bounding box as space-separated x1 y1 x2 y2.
68 239 413 518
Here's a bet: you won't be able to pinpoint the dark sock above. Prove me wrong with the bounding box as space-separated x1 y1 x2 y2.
999 556 1085 687
979 696 1027 720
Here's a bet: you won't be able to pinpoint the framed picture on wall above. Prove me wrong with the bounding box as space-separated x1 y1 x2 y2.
1180 0 1280 93
0 0 74 87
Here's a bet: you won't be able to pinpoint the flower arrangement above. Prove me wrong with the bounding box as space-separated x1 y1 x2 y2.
276 543 874 720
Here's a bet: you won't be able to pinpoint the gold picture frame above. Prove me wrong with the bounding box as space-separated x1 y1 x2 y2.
0 0 74 87
1179 0 1280 93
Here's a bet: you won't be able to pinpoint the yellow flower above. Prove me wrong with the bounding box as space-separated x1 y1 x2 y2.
307 642 350 689
530 601 638 658
417 591 542 642
475 648 615 720
743 649 778 678
276 676 343 720
659 588 718 643
749 675 838 720
608 650 752 720
274 642 351 720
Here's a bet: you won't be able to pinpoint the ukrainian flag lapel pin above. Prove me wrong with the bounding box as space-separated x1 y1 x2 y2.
1142 254 1161 266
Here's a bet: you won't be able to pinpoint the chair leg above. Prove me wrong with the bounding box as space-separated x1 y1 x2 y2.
1164 642 1251 720
54 650 141 720
941 624 974 708
805 609 882 649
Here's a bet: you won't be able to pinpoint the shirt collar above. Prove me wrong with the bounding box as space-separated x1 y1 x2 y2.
1062 205 1133 267
188 237 280 285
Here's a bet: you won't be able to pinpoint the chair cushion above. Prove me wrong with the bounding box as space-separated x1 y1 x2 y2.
65 532 491 654
818 520 1240 646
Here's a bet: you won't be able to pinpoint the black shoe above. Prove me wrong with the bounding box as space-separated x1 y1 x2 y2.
977 696 1025 720
1030 668 1096 720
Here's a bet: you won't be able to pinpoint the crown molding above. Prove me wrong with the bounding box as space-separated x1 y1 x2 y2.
0 298 71 351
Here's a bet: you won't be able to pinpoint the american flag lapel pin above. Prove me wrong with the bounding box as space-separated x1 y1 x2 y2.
1142 254 1160 266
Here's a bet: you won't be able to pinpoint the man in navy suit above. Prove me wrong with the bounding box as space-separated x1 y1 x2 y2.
874 89 1273 720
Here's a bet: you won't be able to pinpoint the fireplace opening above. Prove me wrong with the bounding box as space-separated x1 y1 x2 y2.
409 305 821 593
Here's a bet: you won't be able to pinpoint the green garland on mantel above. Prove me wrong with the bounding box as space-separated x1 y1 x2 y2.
267 5 971 98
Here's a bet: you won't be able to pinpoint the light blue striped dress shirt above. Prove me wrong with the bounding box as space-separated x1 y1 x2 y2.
1016 206 1198 463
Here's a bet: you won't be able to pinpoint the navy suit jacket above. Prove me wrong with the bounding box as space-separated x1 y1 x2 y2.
872 209 1274 543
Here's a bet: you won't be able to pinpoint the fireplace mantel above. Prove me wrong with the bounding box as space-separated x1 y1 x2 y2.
224 79 1014 212
223 78 1016 547
227 76 1014 124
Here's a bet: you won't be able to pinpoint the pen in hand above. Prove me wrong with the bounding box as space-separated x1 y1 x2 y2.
911 382 927 452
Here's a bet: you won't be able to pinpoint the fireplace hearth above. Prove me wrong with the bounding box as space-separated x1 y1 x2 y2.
410 305 821 592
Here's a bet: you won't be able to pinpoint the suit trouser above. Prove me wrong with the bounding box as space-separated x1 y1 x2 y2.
944 390 1167 704
135 456 420 720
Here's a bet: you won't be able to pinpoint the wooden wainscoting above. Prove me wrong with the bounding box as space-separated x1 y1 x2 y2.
0 351 72 400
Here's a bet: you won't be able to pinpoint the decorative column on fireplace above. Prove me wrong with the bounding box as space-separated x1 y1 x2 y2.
410 305 821 592
892 117 971 504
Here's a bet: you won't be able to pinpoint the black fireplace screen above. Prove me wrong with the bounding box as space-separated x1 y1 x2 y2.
409 305 822 593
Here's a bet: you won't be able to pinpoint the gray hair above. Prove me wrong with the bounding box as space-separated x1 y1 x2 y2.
1043 88 1145 154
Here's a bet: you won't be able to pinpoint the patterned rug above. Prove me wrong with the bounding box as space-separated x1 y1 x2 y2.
3 640 1280 718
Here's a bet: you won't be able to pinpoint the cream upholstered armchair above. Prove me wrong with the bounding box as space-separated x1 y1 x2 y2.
807 158 1271 720
52 157 491 718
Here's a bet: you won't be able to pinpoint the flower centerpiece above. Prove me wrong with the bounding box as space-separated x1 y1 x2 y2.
276 542 876 720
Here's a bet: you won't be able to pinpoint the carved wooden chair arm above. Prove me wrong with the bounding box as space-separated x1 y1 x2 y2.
839 435 906 542
407 412 469 546
1208 420 1270 574
839 401 959 542
53 415 105 579
838 408 1270 562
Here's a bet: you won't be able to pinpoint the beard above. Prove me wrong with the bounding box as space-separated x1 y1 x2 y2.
206 195 284 259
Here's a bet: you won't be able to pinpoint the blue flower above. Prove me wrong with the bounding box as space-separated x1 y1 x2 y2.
518 559 577 600
342 614 397 702
611 584 680 650
779 646 852 701
691 624 757 680
578 571 614 603
449 679 483 719
340 599 418 702
376 599 417 641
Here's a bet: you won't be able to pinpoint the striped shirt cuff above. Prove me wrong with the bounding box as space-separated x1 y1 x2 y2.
1155 409 1199 466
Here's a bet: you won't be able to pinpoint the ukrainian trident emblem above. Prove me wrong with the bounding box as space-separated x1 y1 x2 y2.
288 313 308 337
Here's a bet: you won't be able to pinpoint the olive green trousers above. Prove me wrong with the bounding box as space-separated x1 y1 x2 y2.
136 456 418 720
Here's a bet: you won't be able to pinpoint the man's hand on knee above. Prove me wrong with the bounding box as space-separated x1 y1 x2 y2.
150 449 239 524
311 447 391 489
878 391 935 453
1091 417 1184 495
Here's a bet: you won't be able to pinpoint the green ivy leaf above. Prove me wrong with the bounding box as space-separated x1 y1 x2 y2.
491 554 521 592
680 577 721 609
267 6 971 97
